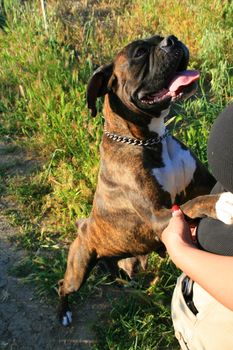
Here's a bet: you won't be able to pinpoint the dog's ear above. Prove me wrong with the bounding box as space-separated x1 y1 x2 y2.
87 63 114 117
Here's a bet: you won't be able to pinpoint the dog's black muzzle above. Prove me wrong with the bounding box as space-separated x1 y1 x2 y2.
129 35 197 114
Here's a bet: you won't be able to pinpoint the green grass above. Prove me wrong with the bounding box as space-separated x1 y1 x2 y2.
0 0 233 348
94 257 180 350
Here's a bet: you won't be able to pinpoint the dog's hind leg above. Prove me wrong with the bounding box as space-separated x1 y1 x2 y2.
58 233 97 326
117 255 148 279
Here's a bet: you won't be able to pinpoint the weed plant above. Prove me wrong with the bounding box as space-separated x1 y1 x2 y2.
0 0 233 349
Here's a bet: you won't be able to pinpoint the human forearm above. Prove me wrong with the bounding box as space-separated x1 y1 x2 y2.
168 242 233 311
161 207 233 311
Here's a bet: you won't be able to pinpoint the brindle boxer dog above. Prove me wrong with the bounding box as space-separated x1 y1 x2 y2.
58 35 233 326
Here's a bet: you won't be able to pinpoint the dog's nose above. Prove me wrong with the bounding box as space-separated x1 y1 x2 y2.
159 35 177 53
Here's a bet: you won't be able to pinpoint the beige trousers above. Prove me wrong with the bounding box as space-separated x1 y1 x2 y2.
171 273 233 350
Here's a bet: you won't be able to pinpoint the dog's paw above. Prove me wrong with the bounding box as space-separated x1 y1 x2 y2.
216 192 233 225
61 310 72 327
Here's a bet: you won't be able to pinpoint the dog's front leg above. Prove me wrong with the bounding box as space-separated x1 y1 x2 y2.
181 194 219 222
182 192 233 225
58 233 97 326
155 193 233 239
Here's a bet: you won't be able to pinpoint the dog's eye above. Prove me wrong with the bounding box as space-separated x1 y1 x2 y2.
134 47 148 58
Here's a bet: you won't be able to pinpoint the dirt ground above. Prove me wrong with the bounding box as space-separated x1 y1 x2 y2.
0 141 120 350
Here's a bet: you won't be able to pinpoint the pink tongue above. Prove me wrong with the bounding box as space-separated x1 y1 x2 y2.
168 70 200 92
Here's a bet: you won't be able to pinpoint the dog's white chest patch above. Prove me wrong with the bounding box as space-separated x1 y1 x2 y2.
152 136 196 203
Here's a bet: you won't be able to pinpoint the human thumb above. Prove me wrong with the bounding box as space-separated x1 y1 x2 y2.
171 204 183 217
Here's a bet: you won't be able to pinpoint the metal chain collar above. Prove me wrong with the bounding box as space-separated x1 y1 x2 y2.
104 129 169 147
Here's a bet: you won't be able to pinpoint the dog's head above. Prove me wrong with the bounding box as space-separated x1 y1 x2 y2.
87 35 199 120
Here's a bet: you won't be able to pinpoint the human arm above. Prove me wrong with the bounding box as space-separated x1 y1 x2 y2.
161 207 233 311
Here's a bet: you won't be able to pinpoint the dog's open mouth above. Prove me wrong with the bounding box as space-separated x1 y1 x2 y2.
140 70 200 105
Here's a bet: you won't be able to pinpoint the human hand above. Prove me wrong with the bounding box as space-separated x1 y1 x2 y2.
161 205 196 258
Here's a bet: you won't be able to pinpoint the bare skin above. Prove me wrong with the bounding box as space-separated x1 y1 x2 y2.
161 208 233 312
